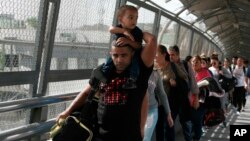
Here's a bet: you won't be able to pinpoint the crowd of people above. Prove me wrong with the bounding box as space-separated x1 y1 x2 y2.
55 4 250 141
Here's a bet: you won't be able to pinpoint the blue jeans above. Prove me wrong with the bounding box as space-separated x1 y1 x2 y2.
143 108 158 141
191 103 206 140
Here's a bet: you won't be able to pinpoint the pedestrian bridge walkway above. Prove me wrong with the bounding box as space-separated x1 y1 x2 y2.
176 95 250 141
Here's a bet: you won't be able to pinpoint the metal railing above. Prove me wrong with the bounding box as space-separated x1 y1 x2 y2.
0 92 78 141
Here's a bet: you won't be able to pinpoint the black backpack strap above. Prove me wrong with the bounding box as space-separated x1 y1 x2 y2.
171 61 188 83
243 66 246 74
170 62 187 89
182 60 191 86
80 67 105 119
92 64 107 83
86 77 100 101
87 64 108 100
229 66 232 73
170 62 179 80
183 60 189 74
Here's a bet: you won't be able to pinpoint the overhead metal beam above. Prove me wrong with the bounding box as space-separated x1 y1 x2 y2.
222 30 240 38
212 25 234 38
205 18 231 32
220 34 240 43
241 43 250 48
191 6 227 25
232 0 250 14
176 0 198 17
219 28 237 39
224 0 238 24
223 42 238 49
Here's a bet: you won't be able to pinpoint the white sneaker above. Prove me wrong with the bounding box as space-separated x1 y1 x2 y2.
236 111 240 115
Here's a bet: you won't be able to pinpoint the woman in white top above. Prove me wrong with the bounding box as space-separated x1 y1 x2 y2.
232 57 247 115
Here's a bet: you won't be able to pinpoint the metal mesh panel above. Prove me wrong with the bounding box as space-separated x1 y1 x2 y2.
50 44 108 70
127 2 155 33
200 39 210 56
51 0 116 70
47 102 71 119
178 26 191 58
46 80 89 96
0 44 4 70
192 32 203 55
46 79 89 119
0 84 32 102
137 7 155 33
47 101 72 119
0 0 41 72
158 16 178 47
0 109 31 132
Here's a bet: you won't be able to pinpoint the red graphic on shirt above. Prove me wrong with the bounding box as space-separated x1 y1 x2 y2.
100 77 128 105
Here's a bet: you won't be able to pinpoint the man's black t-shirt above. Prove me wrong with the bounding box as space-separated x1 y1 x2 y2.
89 49 152 141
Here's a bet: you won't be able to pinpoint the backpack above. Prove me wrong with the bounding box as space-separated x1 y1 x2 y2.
223 66 247 92
204 108 225 127
247 67 250 78
219 75 237 92
51 67 106 141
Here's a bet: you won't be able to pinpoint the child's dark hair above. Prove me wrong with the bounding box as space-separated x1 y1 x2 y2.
158 45 170 61
117 5 138 18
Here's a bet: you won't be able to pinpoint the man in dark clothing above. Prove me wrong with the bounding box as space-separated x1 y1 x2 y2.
56 32 156 141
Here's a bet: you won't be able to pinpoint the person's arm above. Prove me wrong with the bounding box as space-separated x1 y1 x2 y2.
244 75 249 90
155 72 170 115
56 84 91 122
221 67 232 78
141 32 157 67
155 71 174 127
187 62 200 109
116 37 141 50
109 26 135 41
245 68 250 90
140 92 149 138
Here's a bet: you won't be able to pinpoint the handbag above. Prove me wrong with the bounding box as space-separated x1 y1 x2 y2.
204 108 225 127
50 77 100 141
219 76 237 92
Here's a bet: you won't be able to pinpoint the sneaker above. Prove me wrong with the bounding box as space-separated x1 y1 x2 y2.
222 121 227 128
202 127 207 133
242 106 245 112
122 78 137 89
236 111 240 115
